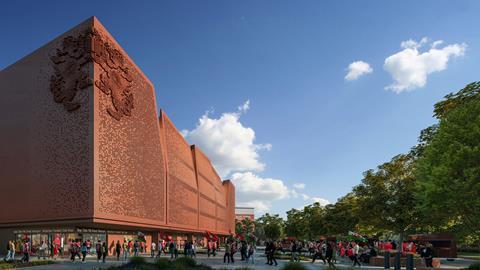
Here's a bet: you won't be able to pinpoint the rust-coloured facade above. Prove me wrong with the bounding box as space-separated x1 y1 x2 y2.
0 17 235 253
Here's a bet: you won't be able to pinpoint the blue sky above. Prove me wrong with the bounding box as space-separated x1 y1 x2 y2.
2 0 479 216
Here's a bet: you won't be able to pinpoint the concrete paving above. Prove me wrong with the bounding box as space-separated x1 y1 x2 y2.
5 252 476 270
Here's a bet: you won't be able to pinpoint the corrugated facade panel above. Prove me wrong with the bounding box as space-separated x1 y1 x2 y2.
162 114 199 229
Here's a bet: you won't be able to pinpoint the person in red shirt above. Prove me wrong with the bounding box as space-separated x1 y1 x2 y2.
385 241 392 251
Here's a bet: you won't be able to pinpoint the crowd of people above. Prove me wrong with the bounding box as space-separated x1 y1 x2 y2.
223 240 255 264
3 237 436 267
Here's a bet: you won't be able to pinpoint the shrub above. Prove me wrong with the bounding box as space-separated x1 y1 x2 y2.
195 264 214 270
155 257 172 269
129 256 147 265
0 260 55 269
466 263 480 270
280 262 308 270
173 257 197 268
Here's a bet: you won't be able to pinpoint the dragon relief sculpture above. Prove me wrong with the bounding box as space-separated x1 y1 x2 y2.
50 28 134 121
91 29 134 121
50 32 93 111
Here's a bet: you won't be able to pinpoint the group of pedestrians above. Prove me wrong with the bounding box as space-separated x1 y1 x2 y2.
206 241 218 257
4 240 54 263
310 241 336 268
223 240 256 264
67 240 108 263
265 241 278 266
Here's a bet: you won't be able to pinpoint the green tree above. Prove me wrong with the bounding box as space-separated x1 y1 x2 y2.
433 81 480 119
256 213 285 240
415 95 480 245
323 192 360 235
285 208 307 239
302 202 326 239
354 154 420 248
236 217 255 236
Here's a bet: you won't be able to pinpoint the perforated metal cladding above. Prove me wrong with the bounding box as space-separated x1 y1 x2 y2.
0 16 235 234
0 20 93 222
95 25 166 223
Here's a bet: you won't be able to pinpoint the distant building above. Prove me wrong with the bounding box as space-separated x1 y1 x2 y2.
235 207 255 221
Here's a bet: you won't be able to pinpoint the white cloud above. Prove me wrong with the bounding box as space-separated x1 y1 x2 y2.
311 197 330 206
238 100 250 113
345 61 373 81
237 201 270 212
183 101 271 177
184 101 313 213
293 183 305 190
231 172 290 201
231 172 290 212
384 38 466 93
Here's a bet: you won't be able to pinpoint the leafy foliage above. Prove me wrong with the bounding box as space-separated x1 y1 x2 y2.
415 96 480 239
257 81 480 249
256 213 285 240
353 154 420 237
236 217 255 236
280 262 308 270
434 81 480 119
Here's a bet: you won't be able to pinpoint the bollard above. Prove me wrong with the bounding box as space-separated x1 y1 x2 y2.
394 252 401 270
384 251 390 269
406 253 414 270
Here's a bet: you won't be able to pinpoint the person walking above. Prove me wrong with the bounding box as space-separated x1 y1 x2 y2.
191 241 196 258
151 241 156 258
247 244 255 264
291 241 299 262
326 242 337 268
240 241 247 261
169 241 175 259
224 241 231 264
230 241 236 263
133 240 139 257
156 240 162 258
352 243 361 267
312 241 326 264
174 241 179 259
37 240 46 260
21 241 30 263
269 241 278 266
265 241 272 265
69 240 76 262
76 240 82 260
4 240 15 262
122 240 129 261
421 243 434 267
53 243 58 260
102 242 108 263
212 241 217 257
95 240 102 262
81 242 87 263
115 240 121 261
4 241 11 262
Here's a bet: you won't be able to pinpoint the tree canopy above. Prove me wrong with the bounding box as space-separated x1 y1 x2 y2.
245 81 480 248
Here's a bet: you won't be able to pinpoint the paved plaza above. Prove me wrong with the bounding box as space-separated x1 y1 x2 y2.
4 251 475 270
